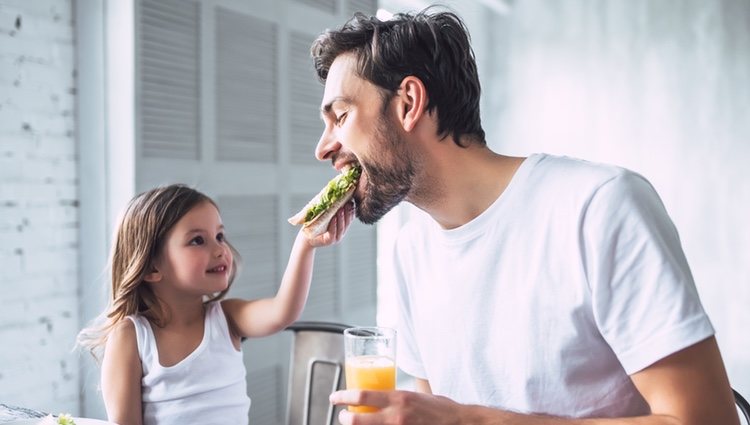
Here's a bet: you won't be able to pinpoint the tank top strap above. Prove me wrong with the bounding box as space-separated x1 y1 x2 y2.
206 301 237 349
126 314 157 374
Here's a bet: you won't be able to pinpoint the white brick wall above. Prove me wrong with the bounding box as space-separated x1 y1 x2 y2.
0 0 79 414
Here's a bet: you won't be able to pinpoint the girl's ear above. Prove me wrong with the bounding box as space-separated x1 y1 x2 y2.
143 267 162 283
395 75 428 132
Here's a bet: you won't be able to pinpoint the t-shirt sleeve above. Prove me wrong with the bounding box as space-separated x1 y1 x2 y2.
391 227 428 380
582 171 714 375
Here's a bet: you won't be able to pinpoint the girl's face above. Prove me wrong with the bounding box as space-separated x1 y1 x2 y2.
148 201 233 298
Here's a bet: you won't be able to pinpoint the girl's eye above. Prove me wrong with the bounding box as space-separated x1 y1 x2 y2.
336 112 347 126
189 236 205 245
216 232 225 243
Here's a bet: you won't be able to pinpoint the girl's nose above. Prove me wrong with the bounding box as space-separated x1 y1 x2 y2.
214 242 226 257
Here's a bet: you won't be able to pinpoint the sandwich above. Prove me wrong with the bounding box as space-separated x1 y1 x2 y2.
288 164 361 237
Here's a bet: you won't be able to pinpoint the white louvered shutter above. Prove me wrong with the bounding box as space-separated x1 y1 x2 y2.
140 0 200 159
216 8 277 162
246 366 283 424
289 31 326 166
289 194 340 320
293 0 337 14
135 2 378 424
346 0 379 17
218 195 279 300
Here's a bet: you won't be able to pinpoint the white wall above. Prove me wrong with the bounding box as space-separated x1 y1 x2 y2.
0 0 80 414
496 0 750 396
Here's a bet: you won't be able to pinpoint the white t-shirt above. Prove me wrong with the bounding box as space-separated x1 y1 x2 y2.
128 301 251 425
392 153 714 418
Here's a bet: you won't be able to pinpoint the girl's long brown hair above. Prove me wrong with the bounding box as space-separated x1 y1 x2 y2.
77 184 240 360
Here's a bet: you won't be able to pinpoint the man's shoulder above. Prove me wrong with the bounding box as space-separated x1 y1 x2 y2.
526 153 646 198
533 153 629 181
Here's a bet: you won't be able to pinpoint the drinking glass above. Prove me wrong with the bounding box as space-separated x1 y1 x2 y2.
343 326 397 413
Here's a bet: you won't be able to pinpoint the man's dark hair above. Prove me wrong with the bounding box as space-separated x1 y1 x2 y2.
311 8 486 147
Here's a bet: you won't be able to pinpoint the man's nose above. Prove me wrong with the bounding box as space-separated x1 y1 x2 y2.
315 129 342 161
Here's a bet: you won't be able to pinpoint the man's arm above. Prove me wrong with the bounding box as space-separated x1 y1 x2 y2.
330 337 739 425
629 336 737 425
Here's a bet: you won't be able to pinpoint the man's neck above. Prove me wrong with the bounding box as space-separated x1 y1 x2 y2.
411 144 525 230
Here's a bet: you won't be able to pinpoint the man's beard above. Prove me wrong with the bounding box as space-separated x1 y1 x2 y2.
354 114 415 224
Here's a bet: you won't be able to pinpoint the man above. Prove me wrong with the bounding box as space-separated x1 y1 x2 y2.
311 9 739 425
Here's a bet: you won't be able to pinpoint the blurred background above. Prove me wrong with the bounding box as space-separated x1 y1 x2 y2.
0 0 748 423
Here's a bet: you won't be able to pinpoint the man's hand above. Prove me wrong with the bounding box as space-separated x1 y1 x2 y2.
330 389 467 425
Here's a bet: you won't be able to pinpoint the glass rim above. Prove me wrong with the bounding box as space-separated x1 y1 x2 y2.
344 326 396 339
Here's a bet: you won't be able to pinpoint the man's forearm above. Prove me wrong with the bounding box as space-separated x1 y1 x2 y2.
463 405 680 425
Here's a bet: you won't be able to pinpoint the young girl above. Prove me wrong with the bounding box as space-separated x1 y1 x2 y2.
77 184 354 425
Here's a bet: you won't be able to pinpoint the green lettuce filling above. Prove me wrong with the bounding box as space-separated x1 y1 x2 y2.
305 165 361 222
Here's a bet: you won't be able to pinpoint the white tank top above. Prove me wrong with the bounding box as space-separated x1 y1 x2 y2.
127 301 251 425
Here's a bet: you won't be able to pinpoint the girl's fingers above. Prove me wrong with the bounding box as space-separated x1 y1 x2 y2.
336 207 346 241
315 202 356 246
345 201 354 227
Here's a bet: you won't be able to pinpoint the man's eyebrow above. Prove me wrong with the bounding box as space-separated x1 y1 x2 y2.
320 96 352 115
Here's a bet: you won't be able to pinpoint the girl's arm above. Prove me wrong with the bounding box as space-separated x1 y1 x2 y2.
223 202 354 338
101 320 143 425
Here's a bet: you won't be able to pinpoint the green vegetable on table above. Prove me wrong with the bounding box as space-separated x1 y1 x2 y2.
57 413 76 425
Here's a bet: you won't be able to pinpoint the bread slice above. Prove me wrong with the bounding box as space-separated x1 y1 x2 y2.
288 165 360 238
297 186 355 238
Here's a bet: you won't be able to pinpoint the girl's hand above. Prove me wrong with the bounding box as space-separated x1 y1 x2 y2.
307 201 355 247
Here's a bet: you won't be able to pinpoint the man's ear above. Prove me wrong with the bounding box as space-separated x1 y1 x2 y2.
143 266 162 283
395 76 428 132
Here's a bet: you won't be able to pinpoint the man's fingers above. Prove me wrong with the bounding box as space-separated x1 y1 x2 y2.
337 408 381 425
330 389 389 407
330 389 360 406
331 391 389 425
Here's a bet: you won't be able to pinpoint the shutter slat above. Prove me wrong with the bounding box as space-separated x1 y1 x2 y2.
139 0 200 160
289 31 325 166
290 194 339 319
345 222 377 308
292 0 336 14
141 0 199 21
346 0 378 17
247 366 282 424
219 195 279 299
215 7 277 162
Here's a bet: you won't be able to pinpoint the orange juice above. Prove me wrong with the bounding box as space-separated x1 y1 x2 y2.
345 355 396 413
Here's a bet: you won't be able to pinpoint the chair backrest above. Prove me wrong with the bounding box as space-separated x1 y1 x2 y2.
736 388 750 424
284 321 352 425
